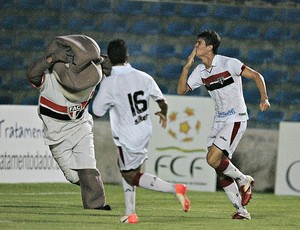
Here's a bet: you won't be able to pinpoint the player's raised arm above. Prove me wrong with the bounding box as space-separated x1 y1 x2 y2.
177 47 196 95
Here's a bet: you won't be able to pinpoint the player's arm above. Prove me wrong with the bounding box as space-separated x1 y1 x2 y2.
177 48 196 95
155 99 168 129
241 66 270 111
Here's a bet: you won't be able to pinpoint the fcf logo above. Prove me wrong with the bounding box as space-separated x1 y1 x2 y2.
154 155 207 178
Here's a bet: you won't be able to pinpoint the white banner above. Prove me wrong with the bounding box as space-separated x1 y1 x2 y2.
275 122 300 195
146 95 216 191
0 105 67 183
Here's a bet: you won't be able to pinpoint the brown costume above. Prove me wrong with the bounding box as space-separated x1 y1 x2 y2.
27 34 111 210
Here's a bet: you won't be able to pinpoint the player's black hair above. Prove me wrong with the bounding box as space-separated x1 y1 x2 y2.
107 39 128 65
197 30 221 54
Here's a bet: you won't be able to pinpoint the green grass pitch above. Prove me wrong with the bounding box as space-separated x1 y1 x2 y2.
0 183 299 230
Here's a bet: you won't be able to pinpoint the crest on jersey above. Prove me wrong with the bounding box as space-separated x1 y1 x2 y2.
217 77 225 85
68 104 83 119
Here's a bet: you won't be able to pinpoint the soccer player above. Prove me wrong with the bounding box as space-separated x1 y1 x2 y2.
177 30 270 220
92 39 190 224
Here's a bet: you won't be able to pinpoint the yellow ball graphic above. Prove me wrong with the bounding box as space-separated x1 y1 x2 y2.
168 107 201 142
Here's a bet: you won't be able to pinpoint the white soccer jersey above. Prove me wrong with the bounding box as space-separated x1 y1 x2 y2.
36 69 95 145
187 54 249 123
92 63 165 154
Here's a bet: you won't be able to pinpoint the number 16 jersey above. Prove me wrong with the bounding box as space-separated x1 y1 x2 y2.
92 63 165 154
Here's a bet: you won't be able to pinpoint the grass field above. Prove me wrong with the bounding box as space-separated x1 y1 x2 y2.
0 183 299 230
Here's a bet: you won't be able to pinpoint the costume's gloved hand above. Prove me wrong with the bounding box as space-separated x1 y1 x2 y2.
100 54 112 76
49 41 74 64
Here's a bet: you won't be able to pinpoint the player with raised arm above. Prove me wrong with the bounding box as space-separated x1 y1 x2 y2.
92 39 190 224
177 30 270 220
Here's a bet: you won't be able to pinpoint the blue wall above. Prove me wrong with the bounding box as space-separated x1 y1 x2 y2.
0 0 299 128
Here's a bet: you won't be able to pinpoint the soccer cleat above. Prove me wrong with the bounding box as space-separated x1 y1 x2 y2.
231 211 251 220
240 175 255 206
120 213 139 224
175 184 191 212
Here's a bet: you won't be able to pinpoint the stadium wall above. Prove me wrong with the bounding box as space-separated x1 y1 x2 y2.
0 105 297 194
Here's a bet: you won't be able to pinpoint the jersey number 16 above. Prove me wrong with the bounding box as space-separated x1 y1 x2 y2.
128 91 147 117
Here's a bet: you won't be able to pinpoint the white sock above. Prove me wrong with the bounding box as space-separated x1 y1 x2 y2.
122 177 136 216
222 161 248 186
223 180 247 213
138 173 174 193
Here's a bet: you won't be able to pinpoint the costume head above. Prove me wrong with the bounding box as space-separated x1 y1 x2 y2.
47 34 102 102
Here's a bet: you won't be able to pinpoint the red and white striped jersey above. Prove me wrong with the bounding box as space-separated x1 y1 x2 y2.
36 69 95 145
187 54 249 123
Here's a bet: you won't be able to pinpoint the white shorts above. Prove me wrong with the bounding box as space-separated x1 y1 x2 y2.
117 146 148 171
207 121 247 159
49 122 97 183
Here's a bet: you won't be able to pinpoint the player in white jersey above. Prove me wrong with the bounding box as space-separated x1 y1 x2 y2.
27 35 111 210
92 39 190 224
177 30 270 220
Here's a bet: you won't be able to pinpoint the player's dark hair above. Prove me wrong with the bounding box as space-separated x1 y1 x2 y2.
107 39 128 65
197 30 221 54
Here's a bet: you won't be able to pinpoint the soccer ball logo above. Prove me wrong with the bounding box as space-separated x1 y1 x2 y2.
168 107 201 142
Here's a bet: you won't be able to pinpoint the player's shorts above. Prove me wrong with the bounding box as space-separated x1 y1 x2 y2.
117 146 148 171
207 121 247 159
49 122 97 183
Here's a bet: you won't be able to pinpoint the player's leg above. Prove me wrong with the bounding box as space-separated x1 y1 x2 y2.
215 153 254 207
130 171 190 212
207 146 250 218
206 121 253 219
120 163 190 213
121 177 136 216
218 173 251 220
132 170 173 192
208 121 254 202
117 147 139 224
118 146 190 218
209 149 249 187
217 121 254 206
119 170 139 224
